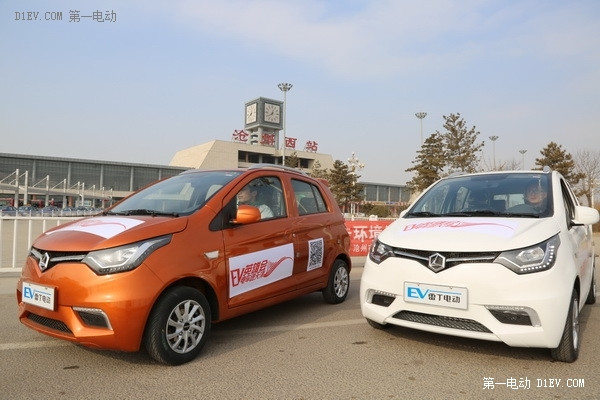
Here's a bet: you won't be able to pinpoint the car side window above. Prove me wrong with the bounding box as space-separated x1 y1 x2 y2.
292 179 327 215
210 176 287 231
560 179 576 226
236 176 286 220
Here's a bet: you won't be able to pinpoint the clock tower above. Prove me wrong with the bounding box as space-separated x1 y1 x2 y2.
244 97 283 146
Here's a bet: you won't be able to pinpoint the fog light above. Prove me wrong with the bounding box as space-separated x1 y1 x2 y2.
73 307 112 329
369 289 396 307
486 305 540 327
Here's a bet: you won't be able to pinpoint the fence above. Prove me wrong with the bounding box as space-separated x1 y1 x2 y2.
0 216 82 270
1 215 396 271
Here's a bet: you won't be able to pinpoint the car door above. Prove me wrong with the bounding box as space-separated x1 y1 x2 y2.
560 178 594 301
288 177 334 289
220 174 296 308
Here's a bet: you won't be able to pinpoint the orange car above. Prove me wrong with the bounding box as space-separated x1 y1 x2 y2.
16 165 351 365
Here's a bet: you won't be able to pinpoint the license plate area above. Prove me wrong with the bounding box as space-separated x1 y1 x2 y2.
22 281 56 311
404 282 468 310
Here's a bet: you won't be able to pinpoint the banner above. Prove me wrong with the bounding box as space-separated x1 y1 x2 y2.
344 220 394 256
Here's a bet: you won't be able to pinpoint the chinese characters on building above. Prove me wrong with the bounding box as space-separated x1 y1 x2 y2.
231 130 318 153
232 130 249 143
284 137 297 149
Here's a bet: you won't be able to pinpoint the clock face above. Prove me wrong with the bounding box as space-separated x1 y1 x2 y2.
264 103 280 124
245 103 257 124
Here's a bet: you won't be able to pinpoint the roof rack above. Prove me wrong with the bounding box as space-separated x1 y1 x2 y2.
247 164 308 175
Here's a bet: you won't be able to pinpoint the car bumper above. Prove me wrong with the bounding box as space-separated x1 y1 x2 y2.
359 257 574 348
16 256 164 352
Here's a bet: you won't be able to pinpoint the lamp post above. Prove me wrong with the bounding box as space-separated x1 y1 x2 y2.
519 149 527 169
278 83 293 166
347 152 365 216
489 135 499 170
415 112 427 145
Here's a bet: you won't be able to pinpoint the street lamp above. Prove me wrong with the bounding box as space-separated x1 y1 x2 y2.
415 112 427 145
489 135 499 169
347 152 365 216
519 149 527 169
278 82 293 165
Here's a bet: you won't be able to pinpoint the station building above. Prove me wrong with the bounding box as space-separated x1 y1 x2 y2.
1 97 410 210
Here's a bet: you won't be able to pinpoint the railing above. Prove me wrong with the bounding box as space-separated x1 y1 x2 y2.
1 214 393 270
0 215 88 270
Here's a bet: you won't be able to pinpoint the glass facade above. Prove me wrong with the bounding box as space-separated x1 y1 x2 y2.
363 183 410 204
0 156 35 181
71 162 102 188
1 153 410 208
0 153 187 206
103 164 133 191
132 167 160 191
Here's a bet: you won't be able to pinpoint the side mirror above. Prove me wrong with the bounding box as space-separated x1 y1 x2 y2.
572 205 600 226
233 204 261 224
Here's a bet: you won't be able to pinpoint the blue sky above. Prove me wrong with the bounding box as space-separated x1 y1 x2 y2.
1 0 598 185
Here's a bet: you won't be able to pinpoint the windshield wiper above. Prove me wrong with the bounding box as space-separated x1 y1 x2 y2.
105 209 180 217
500 211 541 218
445 210 504 217
405 211 442 218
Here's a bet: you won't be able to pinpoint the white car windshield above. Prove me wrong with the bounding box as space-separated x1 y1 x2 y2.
406 173 552 218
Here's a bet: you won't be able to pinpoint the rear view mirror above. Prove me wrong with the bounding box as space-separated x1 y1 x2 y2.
233 204 261 224
572 206 600 226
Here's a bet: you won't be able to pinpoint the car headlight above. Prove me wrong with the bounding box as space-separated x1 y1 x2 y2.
83 235 171 275
494 235 560 274
369 239 395 264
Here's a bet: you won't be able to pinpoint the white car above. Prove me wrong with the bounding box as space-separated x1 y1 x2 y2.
360 168 598 362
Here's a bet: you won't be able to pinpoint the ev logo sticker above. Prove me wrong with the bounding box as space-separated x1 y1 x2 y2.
23 286 34 299
406 286 429 299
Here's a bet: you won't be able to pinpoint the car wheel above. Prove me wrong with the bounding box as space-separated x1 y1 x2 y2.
585 267 596 305
322 259 350 304
550 289 579 363
366 318 389 330
144 286 211 365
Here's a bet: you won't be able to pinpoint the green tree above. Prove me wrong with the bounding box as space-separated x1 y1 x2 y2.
405 132 446 192
309 159 329 179
328 160 363 212
369 204 391 218
442 113 484 173
284 151 299 168
534 142 584 185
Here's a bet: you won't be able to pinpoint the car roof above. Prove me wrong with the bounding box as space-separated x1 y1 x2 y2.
179 164 310 178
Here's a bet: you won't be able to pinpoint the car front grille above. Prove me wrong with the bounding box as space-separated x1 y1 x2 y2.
393 310 491 333
27 313 73 334
389 247 500 272
29 248 86 272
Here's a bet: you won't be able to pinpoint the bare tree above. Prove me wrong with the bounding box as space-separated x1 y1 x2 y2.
575 150 600 206
480 157 522 171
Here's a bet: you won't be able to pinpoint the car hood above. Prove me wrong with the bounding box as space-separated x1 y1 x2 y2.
378 217 561 252
33 215 189 252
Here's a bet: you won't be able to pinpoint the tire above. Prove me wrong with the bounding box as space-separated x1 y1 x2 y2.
550 289 579 363
585 267 596 305
366 318 389 330
144 286 211 365
322 259 350 304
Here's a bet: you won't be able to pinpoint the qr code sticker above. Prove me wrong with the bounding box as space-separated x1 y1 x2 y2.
307 238 324 271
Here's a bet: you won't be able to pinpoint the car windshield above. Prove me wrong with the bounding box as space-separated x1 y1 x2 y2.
406 172 552 218
108 170 242 217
